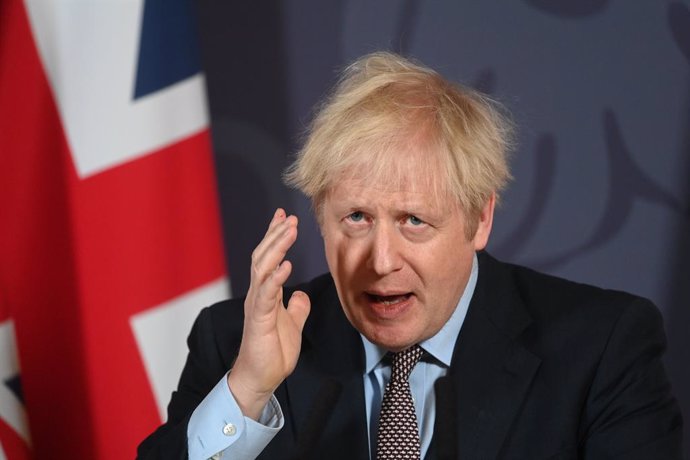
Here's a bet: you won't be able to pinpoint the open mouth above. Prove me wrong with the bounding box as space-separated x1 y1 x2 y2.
366 293 413 306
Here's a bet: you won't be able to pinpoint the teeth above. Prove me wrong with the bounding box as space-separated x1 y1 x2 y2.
376 295 408 305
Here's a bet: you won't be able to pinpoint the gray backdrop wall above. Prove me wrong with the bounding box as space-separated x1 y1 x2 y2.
197 1 690 455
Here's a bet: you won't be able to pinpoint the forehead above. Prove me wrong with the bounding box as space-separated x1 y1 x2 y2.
325 162 456 216
340 138 448 192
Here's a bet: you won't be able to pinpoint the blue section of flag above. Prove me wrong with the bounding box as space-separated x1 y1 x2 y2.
133 0 202 99
5 375 22 404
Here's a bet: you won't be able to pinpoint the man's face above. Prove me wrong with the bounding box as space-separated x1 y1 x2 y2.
320 161 494 351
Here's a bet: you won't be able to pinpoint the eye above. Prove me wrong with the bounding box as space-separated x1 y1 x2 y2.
348 211 365 222
407 215 424 226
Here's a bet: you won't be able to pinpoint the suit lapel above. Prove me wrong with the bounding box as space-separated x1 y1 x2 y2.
284 276 370 460
282 253 541 460
447 252 542 460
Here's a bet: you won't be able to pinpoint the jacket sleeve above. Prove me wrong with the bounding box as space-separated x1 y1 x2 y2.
136 305 240 459
581 298 683 459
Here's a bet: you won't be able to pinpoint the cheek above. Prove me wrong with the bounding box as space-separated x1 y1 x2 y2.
414 242 457 275
327 235 368 271
322 226 342 265
414 242 472 298
324 236 359 289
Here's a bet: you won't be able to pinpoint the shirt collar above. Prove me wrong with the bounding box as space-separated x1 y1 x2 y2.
360 253 479 373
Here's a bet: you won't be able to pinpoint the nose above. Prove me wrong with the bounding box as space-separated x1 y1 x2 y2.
368 222 404 275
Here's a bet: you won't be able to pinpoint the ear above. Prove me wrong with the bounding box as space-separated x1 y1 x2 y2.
472 193 496 251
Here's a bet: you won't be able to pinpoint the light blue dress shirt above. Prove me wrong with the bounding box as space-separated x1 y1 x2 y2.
361 254 477 459
187 376 283 459
187 254 478 460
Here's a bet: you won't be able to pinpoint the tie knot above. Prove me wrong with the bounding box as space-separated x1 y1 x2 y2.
391 344 424 382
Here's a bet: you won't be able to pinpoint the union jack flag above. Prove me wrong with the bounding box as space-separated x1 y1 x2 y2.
0 0 229 458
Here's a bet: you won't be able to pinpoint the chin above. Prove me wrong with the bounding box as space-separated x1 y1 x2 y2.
343 301 423 350
362 324 419 352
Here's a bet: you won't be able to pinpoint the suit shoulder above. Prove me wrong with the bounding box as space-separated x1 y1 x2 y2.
480 252 659 327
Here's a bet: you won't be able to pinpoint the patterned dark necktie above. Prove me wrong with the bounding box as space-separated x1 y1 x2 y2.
376 344 424 460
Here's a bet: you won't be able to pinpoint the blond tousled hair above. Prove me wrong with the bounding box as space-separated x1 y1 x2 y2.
284 52 514 239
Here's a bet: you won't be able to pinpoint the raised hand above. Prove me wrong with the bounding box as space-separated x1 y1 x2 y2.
227 208 311 420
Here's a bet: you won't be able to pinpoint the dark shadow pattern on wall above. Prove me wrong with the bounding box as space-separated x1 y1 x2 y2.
523 0 610 18
197 1 291 296
525 111 688 270
493 135 557 260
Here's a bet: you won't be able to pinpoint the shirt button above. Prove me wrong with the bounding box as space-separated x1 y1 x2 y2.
222 423 237 436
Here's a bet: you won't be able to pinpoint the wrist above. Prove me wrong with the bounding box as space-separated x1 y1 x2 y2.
227 369 275 421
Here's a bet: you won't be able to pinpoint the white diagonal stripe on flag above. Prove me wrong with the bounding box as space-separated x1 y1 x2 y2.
23 0 208 178
131 277 230 421
0 320 29 444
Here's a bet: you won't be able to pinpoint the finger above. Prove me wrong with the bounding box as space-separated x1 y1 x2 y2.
254 259 294 315
252 208 287 262
265 208 286 234
252 217 297 287
249 209 288 267
286 290 311 334
251 215 298 284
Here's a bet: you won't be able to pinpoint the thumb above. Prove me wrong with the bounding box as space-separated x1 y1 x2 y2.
286 290 311 333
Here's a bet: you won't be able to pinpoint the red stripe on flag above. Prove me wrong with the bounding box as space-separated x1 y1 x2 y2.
75 132 226 316
0 419 31 460
1 0 228 458
0 0 97 457
74 132 226 458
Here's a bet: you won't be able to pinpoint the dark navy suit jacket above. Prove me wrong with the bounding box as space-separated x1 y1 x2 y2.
138 252 683 459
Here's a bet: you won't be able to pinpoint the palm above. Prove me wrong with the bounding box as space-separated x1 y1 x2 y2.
227 210 311 420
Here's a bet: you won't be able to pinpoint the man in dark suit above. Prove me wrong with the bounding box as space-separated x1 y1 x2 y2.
138 52 682 459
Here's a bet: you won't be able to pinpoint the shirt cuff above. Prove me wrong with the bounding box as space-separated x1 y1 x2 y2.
187 374 284 460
